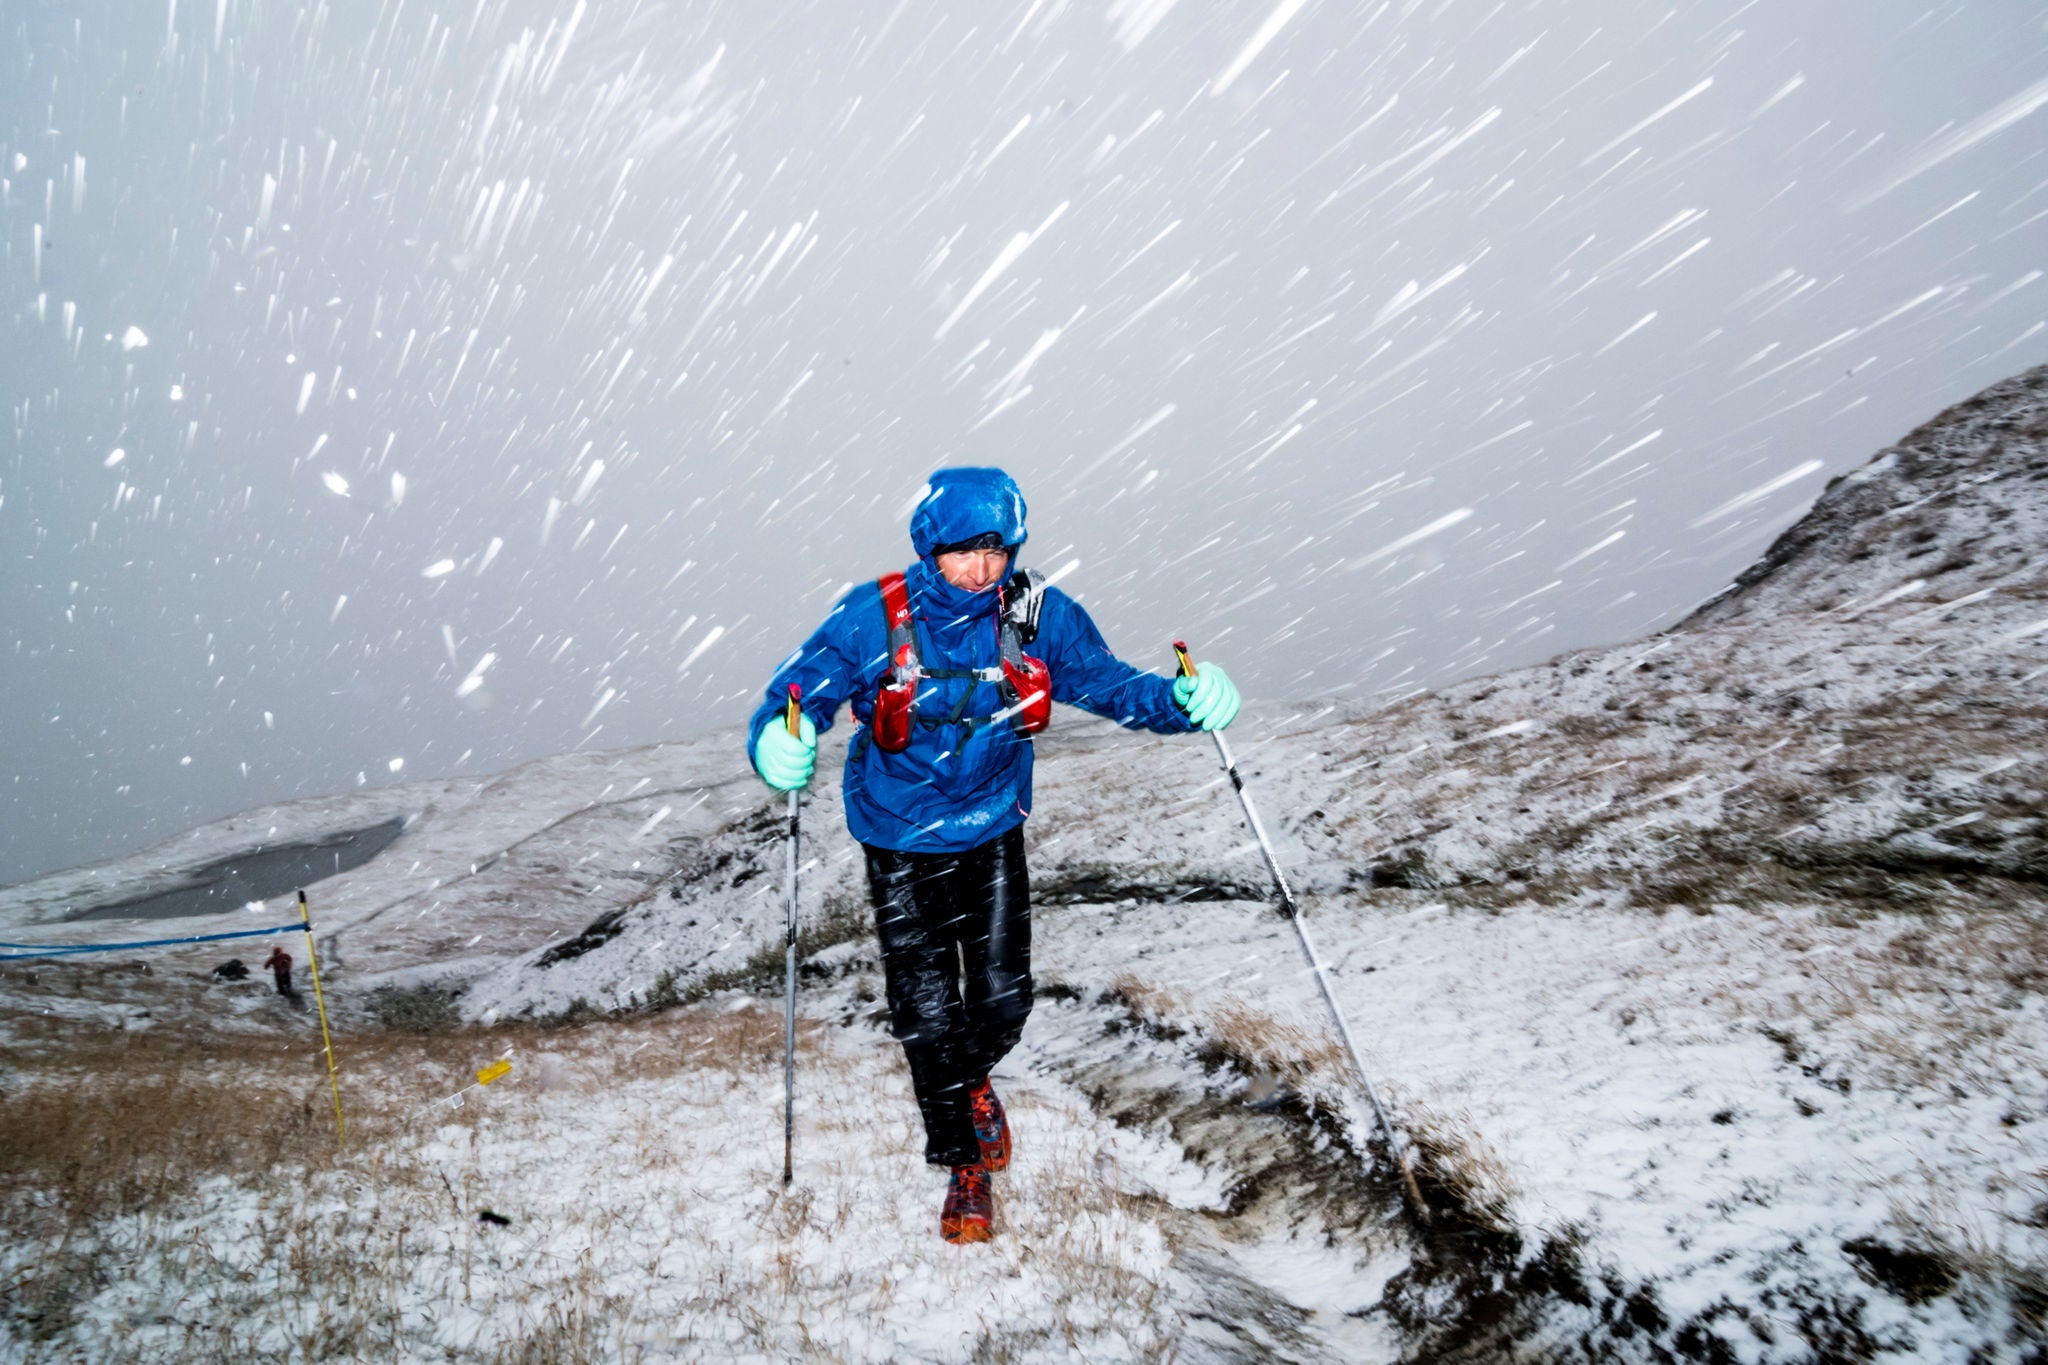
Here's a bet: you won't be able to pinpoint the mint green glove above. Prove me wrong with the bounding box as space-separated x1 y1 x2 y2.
1172 662 1240 731
754 712 818 791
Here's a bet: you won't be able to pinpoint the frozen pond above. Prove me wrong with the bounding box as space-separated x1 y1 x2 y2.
66 818 407 922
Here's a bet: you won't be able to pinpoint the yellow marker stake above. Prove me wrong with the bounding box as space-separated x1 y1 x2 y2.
299 890 348 1145
477 1059 512 1086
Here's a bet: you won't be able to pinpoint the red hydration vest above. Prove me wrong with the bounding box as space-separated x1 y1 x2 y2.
872 570 1050 753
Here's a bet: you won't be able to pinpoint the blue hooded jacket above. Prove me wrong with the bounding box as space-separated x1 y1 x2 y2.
747 467 1193 853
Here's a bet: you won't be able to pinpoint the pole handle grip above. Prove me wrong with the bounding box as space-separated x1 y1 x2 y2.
1172 639 1196 680
784 683 803 738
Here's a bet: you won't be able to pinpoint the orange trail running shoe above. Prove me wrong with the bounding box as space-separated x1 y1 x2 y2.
969 1076 1011 1173
940 1162 993 1244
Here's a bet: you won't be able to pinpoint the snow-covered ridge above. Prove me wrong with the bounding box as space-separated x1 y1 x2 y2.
1685 361 2048 627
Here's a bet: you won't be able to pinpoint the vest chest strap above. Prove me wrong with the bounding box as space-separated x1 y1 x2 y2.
916 666 1005 683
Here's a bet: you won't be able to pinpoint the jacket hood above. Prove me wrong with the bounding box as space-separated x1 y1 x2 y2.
909 467 1029 558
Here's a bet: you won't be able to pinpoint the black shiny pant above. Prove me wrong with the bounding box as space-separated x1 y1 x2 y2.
863 826 1033 1168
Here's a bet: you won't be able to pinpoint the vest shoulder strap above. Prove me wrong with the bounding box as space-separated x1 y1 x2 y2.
878 572 916 680
879 571 911 629
1001 568 1043 648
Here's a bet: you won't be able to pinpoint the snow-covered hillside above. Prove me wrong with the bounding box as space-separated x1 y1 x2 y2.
1686 365 2048 629
4 368 2046 1360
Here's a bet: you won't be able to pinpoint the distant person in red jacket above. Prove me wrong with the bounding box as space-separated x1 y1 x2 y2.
262 946 294 997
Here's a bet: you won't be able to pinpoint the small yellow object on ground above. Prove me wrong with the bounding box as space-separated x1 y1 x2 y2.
477 1059 512 1086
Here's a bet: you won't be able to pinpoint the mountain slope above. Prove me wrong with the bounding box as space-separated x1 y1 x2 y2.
1686 362 2048 628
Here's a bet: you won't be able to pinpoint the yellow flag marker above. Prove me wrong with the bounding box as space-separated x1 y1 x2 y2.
477 1059 512 1086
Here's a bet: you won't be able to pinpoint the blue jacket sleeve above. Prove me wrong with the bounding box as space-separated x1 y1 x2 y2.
1037 586 1194 734
745 586 882 771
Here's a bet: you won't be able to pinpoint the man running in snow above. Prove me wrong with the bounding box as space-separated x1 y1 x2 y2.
747 467 1240 1243
262 945 294 998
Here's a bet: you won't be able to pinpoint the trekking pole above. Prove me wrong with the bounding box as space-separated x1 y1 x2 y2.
297 890 347 1145
1173 643 1429 1223
780 684 803 1188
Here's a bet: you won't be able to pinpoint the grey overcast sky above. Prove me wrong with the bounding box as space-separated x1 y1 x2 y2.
3 0 2044 887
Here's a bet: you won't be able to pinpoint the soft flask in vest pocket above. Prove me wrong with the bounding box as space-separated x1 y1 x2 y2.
875 644 918 753
1003 654 1052 736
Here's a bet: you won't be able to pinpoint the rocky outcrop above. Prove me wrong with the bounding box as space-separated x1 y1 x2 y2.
1683 363 2048 628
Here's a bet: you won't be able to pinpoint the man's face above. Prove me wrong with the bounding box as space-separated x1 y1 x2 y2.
935 547 1011 593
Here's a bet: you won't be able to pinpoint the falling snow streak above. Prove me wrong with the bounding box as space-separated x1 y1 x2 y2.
1687 460 1825 529
1344 508 1476 571
934 201 1069 339
1845 74 2048 209
1211 0 1316 97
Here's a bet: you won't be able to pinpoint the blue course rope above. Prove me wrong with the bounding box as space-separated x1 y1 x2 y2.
0 922 307 962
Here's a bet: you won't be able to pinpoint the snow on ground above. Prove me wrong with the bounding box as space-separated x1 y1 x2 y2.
1036 891 2048 1359
1 990 1404 1362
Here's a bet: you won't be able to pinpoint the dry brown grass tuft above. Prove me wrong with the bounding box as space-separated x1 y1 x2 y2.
1104 971 1524 1236
1106 971 1347 1087
1 1035 341 1225
1397 1098 1521 1233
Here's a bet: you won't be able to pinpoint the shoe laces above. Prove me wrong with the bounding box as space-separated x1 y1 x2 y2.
970 1080 1000 1131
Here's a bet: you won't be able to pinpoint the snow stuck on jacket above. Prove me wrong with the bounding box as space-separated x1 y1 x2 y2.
3 366 2047 1360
